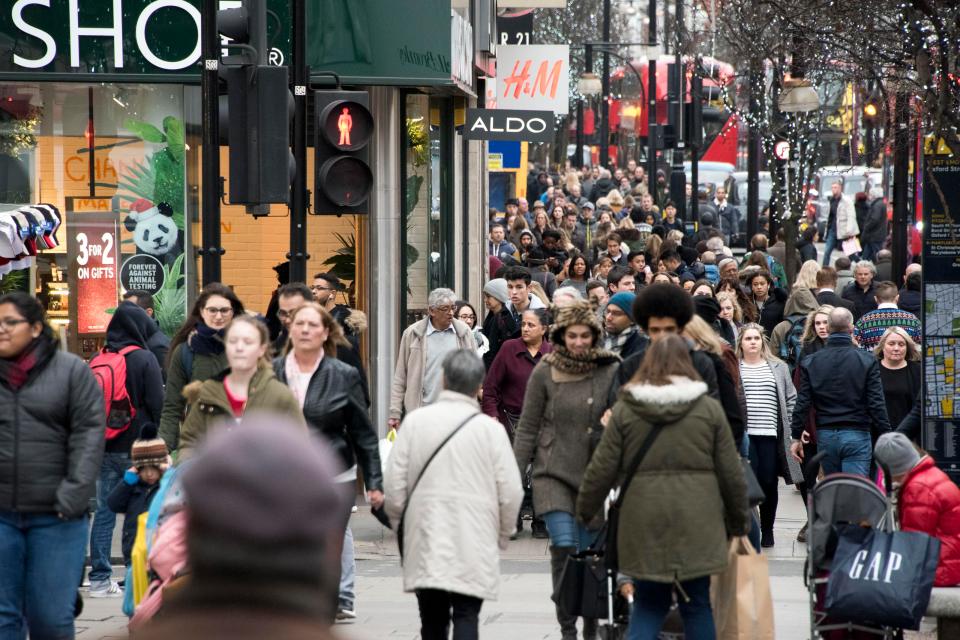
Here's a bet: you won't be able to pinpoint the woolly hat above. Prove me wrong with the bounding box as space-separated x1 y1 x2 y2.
608 292 637 321
483 278 509 304
693 296 722 325
550 299 602 345
874 432 922 476
131 424 168 467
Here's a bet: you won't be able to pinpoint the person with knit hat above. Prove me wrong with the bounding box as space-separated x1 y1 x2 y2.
603 291 645 359
513 300 620 640
134 416 344 640
874 432 960 586
107 424 169 569
482 278 515 369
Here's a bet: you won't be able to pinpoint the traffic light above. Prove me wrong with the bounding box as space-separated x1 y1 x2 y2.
862 97 881 125
313 91 374 215
218 0 295 214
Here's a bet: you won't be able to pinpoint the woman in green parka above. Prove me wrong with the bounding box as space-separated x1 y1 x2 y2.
177 315 304 461
159 283 244 452
577 335 749 639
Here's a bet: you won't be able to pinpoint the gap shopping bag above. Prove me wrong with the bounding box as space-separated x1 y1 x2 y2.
711 536 775 640
825 524 940 630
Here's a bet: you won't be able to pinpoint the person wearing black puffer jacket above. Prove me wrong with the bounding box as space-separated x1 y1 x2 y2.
746 270 786 337
0 292 105 639
88 301 165 597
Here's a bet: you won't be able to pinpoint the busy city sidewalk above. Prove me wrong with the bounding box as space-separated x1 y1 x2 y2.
77 483 811 639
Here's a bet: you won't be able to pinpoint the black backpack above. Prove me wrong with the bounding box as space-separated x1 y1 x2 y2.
779 314 808 369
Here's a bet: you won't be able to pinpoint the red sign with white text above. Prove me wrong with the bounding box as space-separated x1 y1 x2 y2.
68 211 119 334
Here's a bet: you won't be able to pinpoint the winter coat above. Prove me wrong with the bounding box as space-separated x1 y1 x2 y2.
791 333 891 439
743 358 803 485
898 456 960 587
842 280 879 321
861 197 888 244
816 289 856 315
836 269 855 292
769 287 819 358
899 287 922 317
389 318 477 420
797 238 818 264
104 301 165 455
0 339 105 518
177 365 305 461
577 377 749 583
273 355 383 491
384 391 523 600
513 356 619 517
836 194 860 239
159 342 229 452
754 287 787 337
589 178 617 202
481 338 552 426
482 307 518 369
108 477 160 562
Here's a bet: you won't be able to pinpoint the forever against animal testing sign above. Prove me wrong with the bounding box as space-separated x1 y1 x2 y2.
496 45 569 115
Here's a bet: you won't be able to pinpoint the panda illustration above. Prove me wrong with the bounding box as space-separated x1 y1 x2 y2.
124 198 181 266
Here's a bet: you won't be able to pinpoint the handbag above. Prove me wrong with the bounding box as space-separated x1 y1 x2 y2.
825 523 940 630
553 422 665 619
741 458 766 507
711 536 775 639
395 412 479 563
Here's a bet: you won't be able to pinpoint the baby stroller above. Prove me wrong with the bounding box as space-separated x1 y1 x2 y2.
804 452 899 639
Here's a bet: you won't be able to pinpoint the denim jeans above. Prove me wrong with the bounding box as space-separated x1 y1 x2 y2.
541 511 598 551
627 576 715 640
822 227 838 266
0 511 89 640
88 451 130 586
861 241 883 262
817 429 872 477
339 524 355 610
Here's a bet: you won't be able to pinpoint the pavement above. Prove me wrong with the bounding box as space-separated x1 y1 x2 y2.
75 482 813 639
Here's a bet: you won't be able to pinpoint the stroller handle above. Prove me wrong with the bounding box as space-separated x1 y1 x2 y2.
804 451 828 487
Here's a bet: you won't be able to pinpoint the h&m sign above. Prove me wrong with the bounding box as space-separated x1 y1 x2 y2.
463 108 553 143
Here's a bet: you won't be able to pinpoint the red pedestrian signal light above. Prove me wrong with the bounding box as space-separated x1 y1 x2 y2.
314 91 374 214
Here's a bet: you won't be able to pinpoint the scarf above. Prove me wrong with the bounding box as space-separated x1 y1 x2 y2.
603 325 638 354
0 334 55 391
188 322 226 356
543 345 619 375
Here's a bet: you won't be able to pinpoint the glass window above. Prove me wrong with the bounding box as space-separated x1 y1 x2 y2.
0 83 194 356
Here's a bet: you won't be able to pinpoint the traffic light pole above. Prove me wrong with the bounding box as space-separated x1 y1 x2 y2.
892 91 910 281
598 0 611 169
200 0 223 284
289 0 309 283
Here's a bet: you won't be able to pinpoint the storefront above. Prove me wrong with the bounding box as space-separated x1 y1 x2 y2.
0 0 491 428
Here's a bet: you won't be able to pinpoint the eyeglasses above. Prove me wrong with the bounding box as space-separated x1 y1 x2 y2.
310 285 332 292
433 305 455 314
457 313 476 320
0 318 28 331
277 309 294 318
203 307 234 316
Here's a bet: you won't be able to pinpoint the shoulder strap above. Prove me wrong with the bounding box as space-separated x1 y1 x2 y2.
399 412 480 527
118 345 141 356
179 344 194 380
614 423 665 509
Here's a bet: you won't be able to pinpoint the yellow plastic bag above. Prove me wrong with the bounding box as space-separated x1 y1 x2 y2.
130 512 150 606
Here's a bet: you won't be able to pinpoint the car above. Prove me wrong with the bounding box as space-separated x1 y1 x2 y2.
726 171 773 240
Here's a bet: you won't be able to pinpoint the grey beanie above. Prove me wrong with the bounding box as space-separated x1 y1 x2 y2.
483 278 509 304
874 432 921 476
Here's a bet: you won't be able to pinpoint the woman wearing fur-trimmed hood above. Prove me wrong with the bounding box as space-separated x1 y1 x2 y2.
577 335 749 637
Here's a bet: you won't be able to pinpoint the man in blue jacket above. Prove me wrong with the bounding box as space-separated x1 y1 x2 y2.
789 307 891 477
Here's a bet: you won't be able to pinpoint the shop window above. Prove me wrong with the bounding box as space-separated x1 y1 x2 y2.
0 83 194 357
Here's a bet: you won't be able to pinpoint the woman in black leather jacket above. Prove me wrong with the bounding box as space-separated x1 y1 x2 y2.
273 302 382 619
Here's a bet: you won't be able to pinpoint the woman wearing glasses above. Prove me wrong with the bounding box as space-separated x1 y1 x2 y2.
159 283 245 453
0 293 105 638
454 300 489 360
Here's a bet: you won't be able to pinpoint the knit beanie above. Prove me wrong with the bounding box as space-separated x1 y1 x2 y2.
608 292 637 321
131 424 168 467
693 296 722 325
483 278 509 305
550 299 602 345
874 432 922 476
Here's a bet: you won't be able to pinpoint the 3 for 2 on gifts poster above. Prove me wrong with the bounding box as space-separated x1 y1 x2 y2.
68 209 119 335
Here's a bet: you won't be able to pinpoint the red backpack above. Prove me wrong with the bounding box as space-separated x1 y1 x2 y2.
90 346 141 440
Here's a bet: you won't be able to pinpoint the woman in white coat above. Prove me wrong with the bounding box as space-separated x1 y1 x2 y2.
385 350 523 640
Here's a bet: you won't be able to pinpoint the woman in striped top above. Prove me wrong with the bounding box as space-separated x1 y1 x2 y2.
737 323 801 548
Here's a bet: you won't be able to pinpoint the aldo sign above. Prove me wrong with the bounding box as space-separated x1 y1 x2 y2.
3 0 203 75
463 108 554 143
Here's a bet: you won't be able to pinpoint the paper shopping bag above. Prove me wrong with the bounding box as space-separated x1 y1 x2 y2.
842 236 862 256
711 536 775 640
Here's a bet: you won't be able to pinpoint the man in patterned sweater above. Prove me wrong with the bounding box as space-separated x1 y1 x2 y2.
853 281 922 352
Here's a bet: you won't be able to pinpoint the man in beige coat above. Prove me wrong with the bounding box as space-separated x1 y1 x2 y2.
388 288 477 429
385 350 523 640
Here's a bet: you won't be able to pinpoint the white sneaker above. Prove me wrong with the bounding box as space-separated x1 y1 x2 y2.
88 581 123 598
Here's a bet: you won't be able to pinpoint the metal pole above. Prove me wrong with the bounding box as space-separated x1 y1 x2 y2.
289 0 308 283
646 0 658 189
892 91 910 280
746 63 760 241
575 44 592 169
87 87 95 198
200 0 223 284
670 0 687 221
690 73 700 224
599 0 611 168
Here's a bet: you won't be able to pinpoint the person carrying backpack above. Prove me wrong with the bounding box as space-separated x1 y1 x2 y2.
769 287 819 371
87 301 164 598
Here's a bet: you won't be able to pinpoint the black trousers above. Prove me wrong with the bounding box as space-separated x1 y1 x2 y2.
749 435 780 535
416 589 483 640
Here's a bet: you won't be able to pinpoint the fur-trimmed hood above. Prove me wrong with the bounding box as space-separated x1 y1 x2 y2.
344 309 367 335
622 376 709 422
